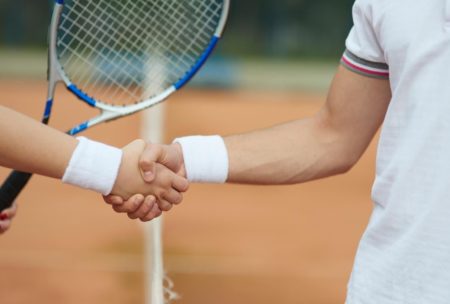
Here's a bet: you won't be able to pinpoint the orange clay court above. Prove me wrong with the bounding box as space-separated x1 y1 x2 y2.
0 80 377 304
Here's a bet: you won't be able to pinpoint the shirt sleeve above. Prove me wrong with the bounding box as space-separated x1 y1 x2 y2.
341 0 389 79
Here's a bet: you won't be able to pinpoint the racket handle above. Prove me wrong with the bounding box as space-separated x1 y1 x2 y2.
0 171 33 211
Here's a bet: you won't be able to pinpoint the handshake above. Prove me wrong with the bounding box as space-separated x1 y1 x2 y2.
104 139 189 222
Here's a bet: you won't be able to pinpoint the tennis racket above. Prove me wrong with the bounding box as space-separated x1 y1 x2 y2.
0 0 230 211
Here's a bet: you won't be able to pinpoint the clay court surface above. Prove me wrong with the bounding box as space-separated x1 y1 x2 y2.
0 80 378 304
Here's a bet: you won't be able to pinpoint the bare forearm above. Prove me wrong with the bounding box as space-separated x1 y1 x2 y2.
225 116 353 184
0 106 78 178
225 67 391 185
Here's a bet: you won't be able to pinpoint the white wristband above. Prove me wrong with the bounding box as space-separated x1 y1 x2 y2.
174 135 229 183
62 137 123 195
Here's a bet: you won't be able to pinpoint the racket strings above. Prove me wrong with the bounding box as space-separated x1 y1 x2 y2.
59 2 146 102
57 0 223 106
98 1 217 98
59 1 170 98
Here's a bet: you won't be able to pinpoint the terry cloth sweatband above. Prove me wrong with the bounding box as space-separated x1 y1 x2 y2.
173 135 229 183
62 137 123 195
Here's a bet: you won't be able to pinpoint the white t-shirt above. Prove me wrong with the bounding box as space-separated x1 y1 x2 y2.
341 0 450 303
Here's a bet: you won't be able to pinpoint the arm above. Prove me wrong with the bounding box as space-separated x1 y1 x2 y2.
0 106 75 232
0 106 187 224
0 105 187 196
0 105 77 178
225 66 391 184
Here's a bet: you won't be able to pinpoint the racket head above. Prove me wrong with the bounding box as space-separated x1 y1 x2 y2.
50 0 230 110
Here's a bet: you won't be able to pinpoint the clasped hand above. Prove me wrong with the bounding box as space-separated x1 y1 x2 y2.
104 140 186 222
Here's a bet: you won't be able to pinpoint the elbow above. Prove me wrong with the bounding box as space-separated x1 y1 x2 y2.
333 149 361 175
334 159 355 175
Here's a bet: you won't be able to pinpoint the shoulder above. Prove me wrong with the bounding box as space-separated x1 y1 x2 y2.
352 0 398 21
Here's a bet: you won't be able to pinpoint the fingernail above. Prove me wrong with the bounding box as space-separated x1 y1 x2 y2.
144 171 154 181
0 214 9 220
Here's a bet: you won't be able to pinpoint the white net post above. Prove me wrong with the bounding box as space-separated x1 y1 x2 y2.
141 56 167 304
142 105 166 304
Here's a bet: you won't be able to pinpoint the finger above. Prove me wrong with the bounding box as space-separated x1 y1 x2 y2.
103 195 125 206
140 203 163 222
128 196 156 220
1 203 18 220
163 189 183 206
139 144 164 182
157 198 173 212
0 219 11 234
172 175 189 193
141 164 156 183
113 194 144 213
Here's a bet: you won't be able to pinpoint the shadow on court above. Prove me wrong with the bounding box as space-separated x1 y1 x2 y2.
0 80 376 303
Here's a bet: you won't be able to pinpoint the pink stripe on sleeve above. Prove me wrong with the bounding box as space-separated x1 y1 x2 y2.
341 56 389 78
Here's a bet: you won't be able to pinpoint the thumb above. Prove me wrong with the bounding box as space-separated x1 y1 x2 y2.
139 143 164 182
141 162 156 182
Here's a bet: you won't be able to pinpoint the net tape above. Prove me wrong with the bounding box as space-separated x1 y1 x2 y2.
57 0 223 106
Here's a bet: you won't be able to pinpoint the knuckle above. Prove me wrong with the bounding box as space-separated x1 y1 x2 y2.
173 194 183 205
131 200 141 211
113 205 123 212
144 212 156 222
144 199 154 211
160 202 172 211
127 213 137 220
141 213 153 222
155 210 162 218
158 190 167 200
146 196 156 204
139 158 151 167
181 182 190 192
